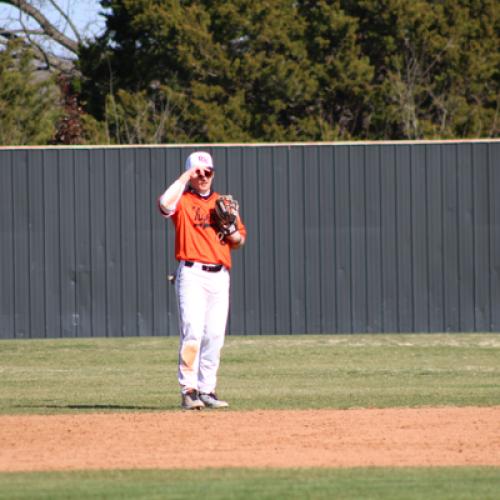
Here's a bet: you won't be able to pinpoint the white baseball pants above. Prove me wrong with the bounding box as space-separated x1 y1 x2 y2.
175 261 230 394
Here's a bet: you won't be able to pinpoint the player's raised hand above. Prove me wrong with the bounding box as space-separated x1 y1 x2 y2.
179 165 199 184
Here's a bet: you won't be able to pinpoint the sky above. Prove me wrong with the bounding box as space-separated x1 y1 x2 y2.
61 0 107 39
0 0 107 57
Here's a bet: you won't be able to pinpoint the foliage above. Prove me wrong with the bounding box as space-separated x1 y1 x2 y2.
78 0 376 143
103 85 192 143
77 0 499 143
1 1 498 144
341 0 500 139
0 41 62 145
51 75 109 145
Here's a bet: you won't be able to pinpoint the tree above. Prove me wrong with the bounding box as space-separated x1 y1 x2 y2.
0 40 61 144
0 1 111 144
82 0 499 143
340 0 500 138
80 0 375 143
1 0 498 144
298 0 374 139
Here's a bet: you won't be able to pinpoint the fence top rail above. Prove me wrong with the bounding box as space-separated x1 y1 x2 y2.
0 138 499 152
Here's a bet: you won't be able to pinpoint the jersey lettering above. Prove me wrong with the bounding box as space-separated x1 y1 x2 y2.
192 206 211 229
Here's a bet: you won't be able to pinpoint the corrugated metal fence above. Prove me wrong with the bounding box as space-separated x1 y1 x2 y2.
1 141 499 338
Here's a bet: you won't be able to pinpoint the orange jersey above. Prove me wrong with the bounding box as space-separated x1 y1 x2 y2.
159 189 246 270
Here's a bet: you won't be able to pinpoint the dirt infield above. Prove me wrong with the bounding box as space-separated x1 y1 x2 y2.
1 407 499 472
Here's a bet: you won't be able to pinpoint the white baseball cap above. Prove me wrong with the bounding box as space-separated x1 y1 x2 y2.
185 151 214 171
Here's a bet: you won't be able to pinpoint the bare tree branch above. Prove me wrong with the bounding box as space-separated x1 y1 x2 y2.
2 0 79 54
0 27 74 73
1 28 44 35
46 0 81 44
0 1 84 74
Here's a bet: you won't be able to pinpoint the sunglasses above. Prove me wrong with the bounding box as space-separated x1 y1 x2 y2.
196 168 214 179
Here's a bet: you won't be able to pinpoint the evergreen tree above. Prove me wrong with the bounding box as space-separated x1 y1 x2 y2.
0 41 62 145
299 0 374 139
341 0 499 138
79 0 499 142
80 0 373 142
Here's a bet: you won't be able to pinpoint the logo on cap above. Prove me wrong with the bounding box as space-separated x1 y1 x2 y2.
186 151 214 170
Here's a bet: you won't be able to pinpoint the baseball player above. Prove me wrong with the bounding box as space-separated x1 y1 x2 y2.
158 151 246 410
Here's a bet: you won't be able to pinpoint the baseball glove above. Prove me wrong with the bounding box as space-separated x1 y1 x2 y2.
212 195 239 239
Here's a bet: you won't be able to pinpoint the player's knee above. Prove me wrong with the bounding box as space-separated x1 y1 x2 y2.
180 340 200 369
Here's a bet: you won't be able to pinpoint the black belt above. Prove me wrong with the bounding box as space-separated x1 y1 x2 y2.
184 261 223 273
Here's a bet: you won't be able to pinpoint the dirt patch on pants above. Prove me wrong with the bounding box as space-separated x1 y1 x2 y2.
1 407 499 472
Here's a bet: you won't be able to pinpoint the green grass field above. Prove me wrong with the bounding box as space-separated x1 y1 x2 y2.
1 333 499 499
1 467 499 500
1 334 499 414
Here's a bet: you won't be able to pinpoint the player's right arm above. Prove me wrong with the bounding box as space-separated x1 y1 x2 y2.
158 168 197 217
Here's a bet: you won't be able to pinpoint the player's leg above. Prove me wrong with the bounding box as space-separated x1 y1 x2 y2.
175 263 207 406
198 269 230 407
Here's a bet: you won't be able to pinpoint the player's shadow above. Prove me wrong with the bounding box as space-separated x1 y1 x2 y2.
14 403 172 411
53 404 163 410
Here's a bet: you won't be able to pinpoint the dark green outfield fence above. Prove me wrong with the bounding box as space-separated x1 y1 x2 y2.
0 140 499 338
